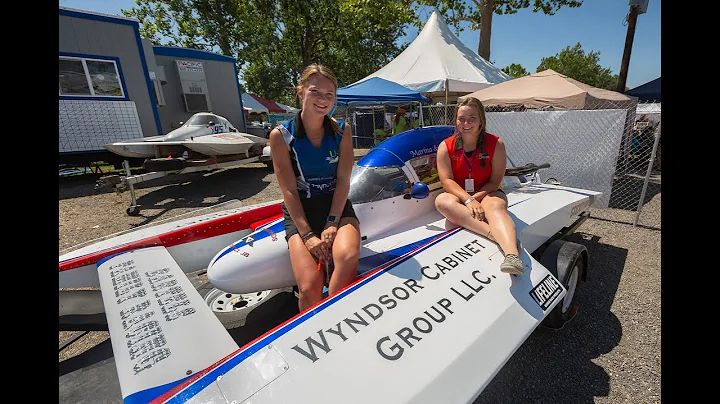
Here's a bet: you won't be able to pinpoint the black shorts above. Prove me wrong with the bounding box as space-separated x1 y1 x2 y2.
282 194 358 242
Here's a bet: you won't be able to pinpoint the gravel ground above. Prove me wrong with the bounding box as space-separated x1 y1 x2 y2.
59 162 660 403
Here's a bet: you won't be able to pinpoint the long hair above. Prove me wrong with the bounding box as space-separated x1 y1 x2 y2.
297 64 342 135
454 96 488 167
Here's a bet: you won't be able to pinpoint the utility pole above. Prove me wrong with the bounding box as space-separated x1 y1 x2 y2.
617 2 644 92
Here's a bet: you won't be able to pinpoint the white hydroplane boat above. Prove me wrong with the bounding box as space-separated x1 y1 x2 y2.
60 125 601 403
104 112 269 160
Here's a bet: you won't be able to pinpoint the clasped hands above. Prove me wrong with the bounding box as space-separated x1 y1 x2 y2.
466 199 486 223
304 223 338 262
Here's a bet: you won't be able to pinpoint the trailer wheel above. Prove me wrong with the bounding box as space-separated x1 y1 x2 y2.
126 206 141 216
198 284 294 330
539 240 588 330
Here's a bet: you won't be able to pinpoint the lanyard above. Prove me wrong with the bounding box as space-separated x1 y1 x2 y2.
461 148 478 176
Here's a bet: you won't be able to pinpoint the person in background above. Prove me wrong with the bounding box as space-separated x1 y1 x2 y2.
268 64 361 311
373 126 387 145
391 107 408 136
410 105 421 128
433 96 524 275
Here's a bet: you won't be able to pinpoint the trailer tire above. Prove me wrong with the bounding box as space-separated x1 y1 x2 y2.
198 284 295 330
539 240 588 330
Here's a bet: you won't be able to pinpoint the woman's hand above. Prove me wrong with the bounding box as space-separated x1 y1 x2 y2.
304 234 332 262
321 224 338 247
466 199 485 222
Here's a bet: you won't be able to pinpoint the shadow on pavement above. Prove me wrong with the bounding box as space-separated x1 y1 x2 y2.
59 164 276 227
474 233 627 404
607 171 661 210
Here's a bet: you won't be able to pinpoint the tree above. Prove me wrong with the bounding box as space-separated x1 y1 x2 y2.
536 42 619 90
502 63 529 78
413 1 583 62
122 0 415 106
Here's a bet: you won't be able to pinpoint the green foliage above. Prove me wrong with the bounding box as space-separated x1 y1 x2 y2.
122 0 417 106
502 63 529 78
411 1 583 35
536 42 619 90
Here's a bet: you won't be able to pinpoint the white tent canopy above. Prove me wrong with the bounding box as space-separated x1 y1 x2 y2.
353 10 512 99
241 93 269 114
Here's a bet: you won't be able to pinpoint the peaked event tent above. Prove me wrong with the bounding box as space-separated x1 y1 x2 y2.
462 69 639 179
241 93 294 114
625 77 660 102
249 93 287 113
336 77 430 105
353 10 512 101
461 69 637 110
241 93 268 114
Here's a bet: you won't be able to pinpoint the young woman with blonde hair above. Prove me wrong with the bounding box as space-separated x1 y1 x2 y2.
269 64 361 311
434 96 523 274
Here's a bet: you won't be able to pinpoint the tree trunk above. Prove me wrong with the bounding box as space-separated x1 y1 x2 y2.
478 0 494 61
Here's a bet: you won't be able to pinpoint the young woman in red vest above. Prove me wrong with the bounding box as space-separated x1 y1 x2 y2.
434 97 524 274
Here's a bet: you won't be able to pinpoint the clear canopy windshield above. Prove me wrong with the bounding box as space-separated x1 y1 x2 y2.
348 165 411 204
185 114 217 126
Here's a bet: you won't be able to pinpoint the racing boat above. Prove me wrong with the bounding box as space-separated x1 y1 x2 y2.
103 112 269 159
60 125 601 403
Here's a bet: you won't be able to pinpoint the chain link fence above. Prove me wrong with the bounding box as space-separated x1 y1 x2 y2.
335 100 661 229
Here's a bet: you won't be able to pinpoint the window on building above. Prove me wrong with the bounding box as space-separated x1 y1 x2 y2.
59 56 124 98
59 59 90 95
151 79 166 106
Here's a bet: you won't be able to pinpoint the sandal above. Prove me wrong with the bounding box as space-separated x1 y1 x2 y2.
500 254 524 275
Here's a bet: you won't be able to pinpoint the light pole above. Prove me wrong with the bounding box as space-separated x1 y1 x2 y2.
617 1 649 92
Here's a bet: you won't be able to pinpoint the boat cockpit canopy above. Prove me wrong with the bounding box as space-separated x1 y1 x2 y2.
186 114 218 126
348 165 411 204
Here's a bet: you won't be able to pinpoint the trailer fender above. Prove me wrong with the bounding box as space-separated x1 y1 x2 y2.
539 239 588 329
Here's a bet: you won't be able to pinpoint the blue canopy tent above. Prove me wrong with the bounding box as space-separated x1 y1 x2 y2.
336 78 431 147
625 77 661 102
337 77 431 105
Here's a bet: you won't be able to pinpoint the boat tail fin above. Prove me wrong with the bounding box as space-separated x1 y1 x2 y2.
97 246 238 403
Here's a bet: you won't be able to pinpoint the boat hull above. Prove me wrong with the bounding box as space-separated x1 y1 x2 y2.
59 201 284 288
103 141 158 158
182 133 256 156
128 225 569 404
103 133 268 159
206 182 600 294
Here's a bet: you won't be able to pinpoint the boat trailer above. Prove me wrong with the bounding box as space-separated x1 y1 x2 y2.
95 147 272 216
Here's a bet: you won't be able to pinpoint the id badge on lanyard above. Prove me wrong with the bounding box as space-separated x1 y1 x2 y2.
462 151 476 192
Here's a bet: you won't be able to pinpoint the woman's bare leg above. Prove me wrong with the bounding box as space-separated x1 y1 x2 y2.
328 218 361 295
434 192 495 241
481 191 519 257
288 234 325 311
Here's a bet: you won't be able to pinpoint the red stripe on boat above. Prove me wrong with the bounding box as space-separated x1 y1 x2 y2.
59 204 283 273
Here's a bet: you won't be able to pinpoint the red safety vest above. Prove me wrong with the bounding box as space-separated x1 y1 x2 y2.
443 132 499 192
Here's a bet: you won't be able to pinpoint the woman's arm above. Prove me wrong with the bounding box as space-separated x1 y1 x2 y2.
321 123 354 245
436 141 473 203
329 123 353 219
269 128 312 237
472 138 507 202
